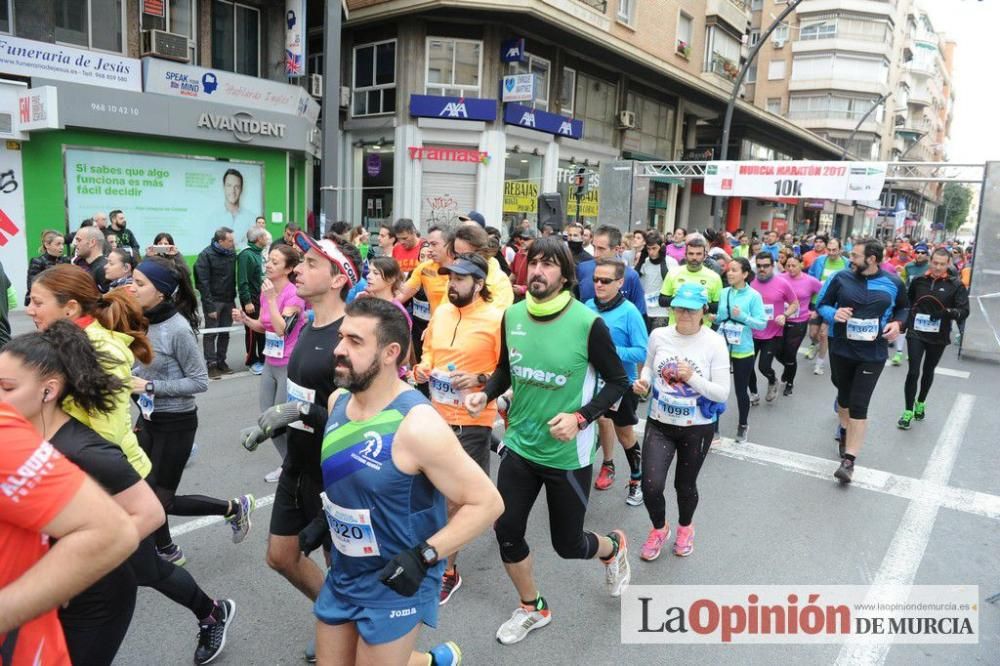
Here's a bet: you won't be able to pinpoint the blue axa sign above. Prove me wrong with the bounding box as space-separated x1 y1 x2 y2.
409 94 497 122
503 103 583 140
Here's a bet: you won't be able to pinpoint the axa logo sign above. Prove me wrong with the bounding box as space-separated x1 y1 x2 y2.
519 111 536 128
439 102 468 119
558 121 574 136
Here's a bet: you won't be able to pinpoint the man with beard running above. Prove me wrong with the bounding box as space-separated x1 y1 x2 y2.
316 297 503 665
659 235 722 326
464 237 632 646
412 253 504 604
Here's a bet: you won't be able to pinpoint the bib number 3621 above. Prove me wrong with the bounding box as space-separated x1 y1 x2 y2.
321 492 381 558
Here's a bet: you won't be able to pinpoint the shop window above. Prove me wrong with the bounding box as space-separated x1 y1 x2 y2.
559 67 576 116
575 72 616 143
426 37 482 97
141 0 197 62
509 53 550 111
0 1 10 34
353 40 397 117
212 0 260 77
54 0 125 53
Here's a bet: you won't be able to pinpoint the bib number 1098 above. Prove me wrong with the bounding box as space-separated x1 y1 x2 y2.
774 179 804 196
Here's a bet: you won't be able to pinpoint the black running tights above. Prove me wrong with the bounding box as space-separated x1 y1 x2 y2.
904 337 946 409
731 355 755 427
129 535 216 621
641 420 715 529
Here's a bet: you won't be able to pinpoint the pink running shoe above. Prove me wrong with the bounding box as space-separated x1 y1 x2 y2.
673 525 695 557
640 526 671 561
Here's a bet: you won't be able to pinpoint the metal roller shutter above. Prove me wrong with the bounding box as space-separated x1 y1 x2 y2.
420 171 477 228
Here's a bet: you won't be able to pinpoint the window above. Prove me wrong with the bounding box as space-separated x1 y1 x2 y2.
767 60 786 80
626 92 675 158
54 0 124 53
559 67 576 116
0 0 10 34
749 29 760 46
353 40 396 117
705 27 741 80
791 54 888 83
751 0 763 10
773 24 789 43
766 98 782 115
575 72 616 143
212 1 260 76
510 53 551 111
141 0 197 62
617 0 635 25
746 63 757 83
426 38 482 97
788 93 883 121
800 20 837 41
677 13 693 56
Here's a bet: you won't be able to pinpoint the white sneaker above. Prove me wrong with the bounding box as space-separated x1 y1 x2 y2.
813 363 825 376
496 606 552 645
604 529 631 597
749 392 760 406
264 467 282 483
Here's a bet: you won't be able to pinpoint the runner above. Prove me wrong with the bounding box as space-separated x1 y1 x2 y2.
890 242 933 366
315 297 503 666
805 238 847 375
802 234 827 269
464 236 632 646
817 240 908 483
777 255 823 395
659 235 723 326
585 257 648 504
634 230 679 331
746 252 798 405
398 226 452 356
447 223 515 310
0 404 138 666
576 225 647 316
664 227 687 263
632 282 730 560
897 248 969 429
233 245 307 483
391 218 423 275
412 253 504 604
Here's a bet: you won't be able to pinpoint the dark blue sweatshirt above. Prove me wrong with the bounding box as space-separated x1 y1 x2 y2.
817 268 908 362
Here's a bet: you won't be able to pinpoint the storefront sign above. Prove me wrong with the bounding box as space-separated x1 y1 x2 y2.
65 147 263 256
503 181 538 213
143 58 320 123
0 35 141 91
804 199 826 209
409 94 497 121
17 86 59 131
501 38 527 63
503 103 583 140
196 111 287 142
285 0 306 77
366 153 382 177
502 74 535 103
704 161 888 200
408 146 489 164
567 190 599 217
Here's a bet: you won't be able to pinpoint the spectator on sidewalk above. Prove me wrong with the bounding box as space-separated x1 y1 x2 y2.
72 226 110 292
238 227 268 375
194 227 237 378
105 210 141 260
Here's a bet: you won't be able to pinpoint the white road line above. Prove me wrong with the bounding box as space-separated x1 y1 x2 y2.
934 366 971 379
833 393 976 666
172 494 276 537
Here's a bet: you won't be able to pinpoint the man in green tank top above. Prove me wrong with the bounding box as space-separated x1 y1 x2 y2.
465 237 632 646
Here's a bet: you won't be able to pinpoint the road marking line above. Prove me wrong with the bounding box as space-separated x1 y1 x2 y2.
833 393 975 666
173 494 276 537
934 366 970 378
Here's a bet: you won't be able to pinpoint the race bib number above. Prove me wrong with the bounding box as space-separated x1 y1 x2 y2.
428 369 463 406
763 304 775 321
913 313 941 333
846 317 879 342
644 292 660 309
649 386 697 426
286 378 317 432
321 493 381 558
596 378 623 412
263 331 285 358
412 298 431 321
719 321 745 346
138 392 155 420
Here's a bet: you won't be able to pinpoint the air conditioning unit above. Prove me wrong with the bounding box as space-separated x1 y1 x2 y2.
773 38 785 48
141 29 190 63
309 73 323 98
617 110 637 129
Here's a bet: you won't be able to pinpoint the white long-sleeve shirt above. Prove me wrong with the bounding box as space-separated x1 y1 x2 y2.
641 325 731 426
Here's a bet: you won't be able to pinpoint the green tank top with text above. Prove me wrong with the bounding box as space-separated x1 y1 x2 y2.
503 299 599 470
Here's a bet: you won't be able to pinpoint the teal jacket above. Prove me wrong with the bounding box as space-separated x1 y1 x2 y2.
716 285 767 356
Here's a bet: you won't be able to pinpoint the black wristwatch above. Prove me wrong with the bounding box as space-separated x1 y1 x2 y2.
476 373 489 386
418 541 438 567
145 382 155 394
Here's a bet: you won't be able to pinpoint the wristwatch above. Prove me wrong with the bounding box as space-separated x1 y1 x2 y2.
418 541 439 567
476 373 490 386
145 381 155 394
574 412 588 431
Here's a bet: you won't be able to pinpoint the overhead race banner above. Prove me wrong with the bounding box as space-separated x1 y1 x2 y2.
64 148 263 254
503 181 538 213
704 161 888 200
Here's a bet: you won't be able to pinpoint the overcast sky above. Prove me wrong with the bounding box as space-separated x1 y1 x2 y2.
926 1 997 164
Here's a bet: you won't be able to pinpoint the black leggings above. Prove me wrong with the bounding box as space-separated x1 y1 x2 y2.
494 449 599 564
748 338 781 395
59 564 137 666
641 420 715 529
829 353 884 420
731 355 755 427
779 321 809 383
137 412 230 549
129 535 216 621
904 337 946 409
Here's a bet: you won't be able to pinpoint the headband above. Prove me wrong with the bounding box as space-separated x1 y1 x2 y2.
136 259 179 297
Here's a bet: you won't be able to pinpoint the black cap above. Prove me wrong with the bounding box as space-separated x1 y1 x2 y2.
438 257 487 279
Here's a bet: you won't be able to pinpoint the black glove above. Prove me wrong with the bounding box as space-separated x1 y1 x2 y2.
947 308 963 320
239 425 267 452
378 546 429 597
298 515 331 555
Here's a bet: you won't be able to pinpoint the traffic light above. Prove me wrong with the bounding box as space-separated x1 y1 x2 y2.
574 167 586 197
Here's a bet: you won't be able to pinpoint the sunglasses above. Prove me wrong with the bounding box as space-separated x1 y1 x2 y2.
916 251 928 255
593 277 617 285
757 263 774 269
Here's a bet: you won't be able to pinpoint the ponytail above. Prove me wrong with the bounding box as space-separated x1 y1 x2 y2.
96 288 154 365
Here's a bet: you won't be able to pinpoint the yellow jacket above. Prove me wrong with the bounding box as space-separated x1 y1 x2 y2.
486 257 514 310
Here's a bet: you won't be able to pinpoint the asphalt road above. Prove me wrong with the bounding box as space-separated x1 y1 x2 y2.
9 313 998 664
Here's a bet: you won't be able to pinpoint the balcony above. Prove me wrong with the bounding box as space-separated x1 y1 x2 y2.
706 52 740 81
792 33 893 57
908 85 931 107
789 76 888 96
787 109 881 134
797 0 895 18
706 0 751 33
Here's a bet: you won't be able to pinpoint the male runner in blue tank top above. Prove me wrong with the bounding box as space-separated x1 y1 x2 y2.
315 297 504 665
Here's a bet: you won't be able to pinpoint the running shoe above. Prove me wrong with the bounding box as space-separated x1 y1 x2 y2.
157 543 187 567
891 351 903 366
439 568 462 605
897 410 914 430
736 424 748 443
496 604 552 645
813 362 825 376
195 599 235 665
834 458 854 483
218 362 235 376
749 392 760 406
914 401 926 421
804 343 818 360
640 526 671 561
626 480 644 506
186 442 198 468
249 361 265 376
226 495 255 544
603 529 631 597
594 462 615 491
673 525 695 557
766 381 778 402
428 642 462 666
783 382 794 397
264 467 282 483
304 640 316 663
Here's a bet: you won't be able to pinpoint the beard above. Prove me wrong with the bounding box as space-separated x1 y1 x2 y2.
333 354 381 392
528 275 559 299
448 288 475 307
